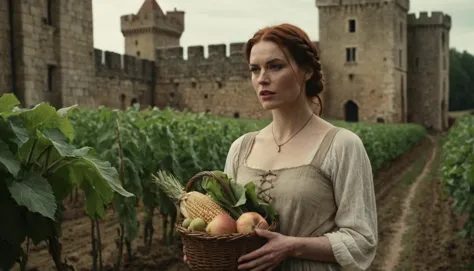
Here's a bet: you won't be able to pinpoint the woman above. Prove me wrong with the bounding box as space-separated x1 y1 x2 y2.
186 23 378 271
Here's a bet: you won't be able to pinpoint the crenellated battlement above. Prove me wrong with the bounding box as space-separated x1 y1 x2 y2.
316 0 408 9
94 49 155 82
120 9 184 37
408 12 451 29
154 43 250 80
156 42 247 60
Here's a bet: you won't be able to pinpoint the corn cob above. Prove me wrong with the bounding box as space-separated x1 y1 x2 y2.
153 170 228 224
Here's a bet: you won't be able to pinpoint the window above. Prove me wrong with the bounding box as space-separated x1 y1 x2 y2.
46 65 56 92
45 0 53 25
399 50 402 67
137 51 140 57
346 47 356 62
348 19 356 33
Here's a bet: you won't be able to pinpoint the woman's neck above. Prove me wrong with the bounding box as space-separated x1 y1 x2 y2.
270 100 315 142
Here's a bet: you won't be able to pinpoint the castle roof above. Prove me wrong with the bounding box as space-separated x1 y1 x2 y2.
138 0 164 16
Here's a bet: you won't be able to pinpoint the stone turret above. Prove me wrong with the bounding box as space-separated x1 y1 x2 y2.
120 0 185 61
407 11 451 131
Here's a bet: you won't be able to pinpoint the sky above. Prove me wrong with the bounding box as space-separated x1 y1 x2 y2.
91 0 474 57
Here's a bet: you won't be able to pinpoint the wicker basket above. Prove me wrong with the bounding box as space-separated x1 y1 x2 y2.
175 171 278 271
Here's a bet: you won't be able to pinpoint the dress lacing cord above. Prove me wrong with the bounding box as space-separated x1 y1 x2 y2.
257 170 277 203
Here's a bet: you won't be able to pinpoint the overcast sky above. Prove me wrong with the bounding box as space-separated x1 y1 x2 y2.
92 0 474 57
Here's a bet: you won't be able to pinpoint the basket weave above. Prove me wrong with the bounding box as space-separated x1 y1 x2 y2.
175 171 278 271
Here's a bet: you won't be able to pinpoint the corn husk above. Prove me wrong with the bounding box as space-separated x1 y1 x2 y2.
152 170 228 224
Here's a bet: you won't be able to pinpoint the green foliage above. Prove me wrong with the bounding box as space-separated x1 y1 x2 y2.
69 106 426 186
449 49 474 111
440 115 474 238
0 94 133 270
336 121 427 173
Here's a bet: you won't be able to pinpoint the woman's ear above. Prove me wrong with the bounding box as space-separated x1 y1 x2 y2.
304 67 314 81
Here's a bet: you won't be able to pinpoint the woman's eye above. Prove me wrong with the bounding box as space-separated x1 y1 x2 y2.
249 67 260 73
270 64 282 70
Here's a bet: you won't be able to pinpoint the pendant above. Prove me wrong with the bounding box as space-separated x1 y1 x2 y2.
278 146 281 153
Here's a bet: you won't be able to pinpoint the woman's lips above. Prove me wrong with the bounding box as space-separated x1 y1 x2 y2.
259 90 276 96
260 90 276 101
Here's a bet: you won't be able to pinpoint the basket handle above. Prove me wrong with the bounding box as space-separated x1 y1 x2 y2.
185 171 237 204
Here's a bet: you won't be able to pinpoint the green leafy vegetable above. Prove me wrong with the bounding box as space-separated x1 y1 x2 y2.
201 170 277 223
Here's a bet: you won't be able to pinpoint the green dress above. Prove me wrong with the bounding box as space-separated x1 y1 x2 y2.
224 126 378 271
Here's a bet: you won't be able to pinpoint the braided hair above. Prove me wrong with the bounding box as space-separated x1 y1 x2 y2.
244 23 324 116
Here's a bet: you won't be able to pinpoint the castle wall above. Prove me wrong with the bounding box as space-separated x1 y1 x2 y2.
154 44 272 119
9 0 62 107
407 12 451 131
0 2 11 95
93 49 155 109
56 0 96 108
1 0 95 109
316 0 407 123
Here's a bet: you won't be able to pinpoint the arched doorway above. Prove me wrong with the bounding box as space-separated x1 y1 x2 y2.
119 94 126 110
344 100 359 122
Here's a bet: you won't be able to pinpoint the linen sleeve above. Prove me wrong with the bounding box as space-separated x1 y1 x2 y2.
223 135 245 180
321 129 378 271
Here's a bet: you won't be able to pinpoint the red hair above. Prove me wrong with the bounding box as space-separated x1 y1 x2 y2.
244 23 323 116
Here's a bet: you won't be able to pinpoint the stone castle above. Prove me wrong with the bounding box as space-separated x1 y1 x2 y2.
0 0 451 131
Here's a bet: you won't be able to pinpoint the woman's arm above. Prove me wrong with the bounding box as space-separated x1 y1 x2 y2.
318 129 378 270
223 134 244 179
286 235 336 262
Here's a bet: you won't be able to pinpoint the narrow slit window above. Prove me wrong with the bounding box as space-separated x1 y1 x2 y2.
349 19 356 33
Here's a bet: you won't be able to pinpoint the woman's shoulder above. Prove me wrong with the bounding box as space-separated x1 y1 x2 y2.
320 126 372 178
227 130 259 155
331 126 365 150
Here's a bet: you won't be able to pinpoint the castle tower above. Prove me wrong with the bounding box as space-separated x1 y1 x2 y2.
315 0 409 123
121 0 185 61
407 11 451 131
1 0 95 108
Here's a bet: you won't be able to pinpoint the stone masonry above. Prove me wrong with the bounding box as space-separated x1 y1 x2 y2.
0 1 11 96
121 0 185 61
316 0 410 124
0 0 451 131
407 12 451 131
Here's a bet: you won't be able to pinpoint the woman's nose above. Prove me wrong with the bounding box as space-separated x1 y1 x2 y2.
258 71 269 85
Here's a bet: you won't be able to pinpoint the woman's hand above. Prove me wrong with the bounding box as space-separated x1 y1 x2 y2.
237 228 295 270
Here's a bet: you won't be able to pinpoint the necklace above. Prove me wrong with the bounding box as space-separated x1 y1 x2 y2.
271 113 314 153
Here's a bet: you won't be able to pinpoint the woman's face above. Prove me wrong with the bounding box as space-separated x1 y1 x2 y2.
249 40 309 111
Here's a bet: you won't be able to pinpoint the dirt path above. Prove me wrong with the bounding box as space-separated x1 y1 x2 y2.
380 135 437 271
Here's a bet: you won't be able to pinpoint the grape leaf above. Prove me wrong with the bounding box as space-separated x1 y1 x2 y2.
81 180 107 218
0 93 20 116
57 105 78 117
8 171 57 220
78 153 134 198
0 139 21 177
0 116 29 147
18 103 75 142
